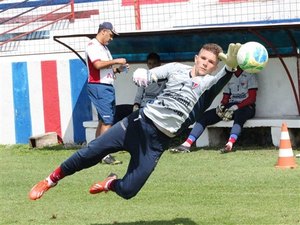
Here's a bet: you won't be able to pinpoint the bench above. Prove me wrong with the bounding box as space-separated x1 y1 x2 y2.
83 117 300 147
194 117 300 147
83 121 99 144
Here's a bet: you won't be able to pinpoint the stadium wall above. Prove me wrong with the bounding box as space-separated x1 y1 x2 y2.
1 0 299 144
0 54 299 145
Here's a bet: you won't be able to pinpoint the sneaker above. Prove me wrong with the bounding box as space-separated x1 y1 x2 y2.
101 154 122 165
220 142 235 154
89 173 118 194
169 145 191 153
29 179 56 200
296 154 300 158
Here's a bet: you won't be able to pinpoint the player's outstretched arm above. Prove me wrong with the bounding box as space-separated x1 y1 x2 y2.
132 68 158 87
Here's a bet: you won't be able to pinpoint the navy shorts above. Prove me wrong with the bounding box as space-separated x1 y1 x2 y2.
87 83 115 125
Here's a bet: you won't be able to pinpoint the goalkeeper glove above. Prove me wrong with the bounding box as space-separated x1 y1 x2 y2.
133 68 158 87
223 105 238 121
216 104 225 119
218 43 241 71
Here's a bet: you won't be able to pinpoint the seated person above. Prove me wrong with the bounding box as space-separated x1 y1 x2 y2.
133 52 167 110
114 53 165 124
170 66 258 154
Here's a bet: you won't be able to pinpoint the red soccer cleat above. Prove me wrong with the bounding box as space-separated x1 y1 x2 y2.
89 173 117 194
29 179 56 200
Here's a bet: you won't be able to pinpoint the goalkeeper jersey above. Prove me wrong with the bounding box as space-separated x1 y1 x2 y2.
223 71 258 103
143 62 232 137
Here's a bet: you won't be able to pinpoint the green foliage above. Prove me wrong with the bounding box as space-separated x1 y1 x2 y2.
0 145 300 225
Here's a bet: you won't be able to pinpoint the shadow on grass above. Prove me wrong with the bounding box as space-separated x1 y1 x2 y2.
29 144 83 151
91 218 197 225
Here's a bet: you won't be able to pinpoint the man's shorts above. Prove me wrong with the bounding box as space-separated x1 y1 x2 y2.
87 83 115 125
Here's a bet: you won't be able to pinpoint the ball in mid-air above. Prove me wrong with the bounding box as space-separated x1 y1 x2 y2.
237 41 268 73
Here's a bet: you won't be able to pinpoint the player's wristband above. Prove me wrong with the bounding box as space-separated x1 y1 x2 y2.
225 65 237 72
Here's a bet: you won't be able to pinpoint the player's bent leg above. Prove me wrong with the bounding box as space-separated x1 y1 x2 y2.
29 121 127 200
61 121 127 175
29 179 57 200
94 109 170 200
114 148 164 200
89 173 118 194
113 171 153 199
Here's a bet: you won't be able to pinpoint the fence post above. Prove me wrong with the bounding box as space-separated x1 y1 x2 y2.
69 0 75 22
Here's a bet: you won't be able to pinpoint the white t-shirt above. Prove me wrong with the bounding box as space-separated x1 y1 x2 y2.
85 38 115 84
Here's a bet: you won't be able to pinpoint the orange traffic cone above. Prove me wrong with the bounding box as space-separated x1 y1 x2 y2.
275 122 297 169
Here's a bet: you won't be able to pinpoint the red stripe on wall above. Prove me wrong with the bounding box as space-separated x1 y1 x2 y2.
41 61 62 139
122 0 188 6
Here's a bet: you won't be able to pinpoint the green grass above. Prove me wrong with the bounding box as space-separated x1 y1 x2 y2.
1 144 300 225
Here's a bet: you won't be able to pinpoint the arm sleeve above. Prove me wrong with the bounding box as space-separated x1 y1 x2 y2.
149 62 191 80
86 41 107 63
236 89 257 108
134 86 145 105
221 93 230 105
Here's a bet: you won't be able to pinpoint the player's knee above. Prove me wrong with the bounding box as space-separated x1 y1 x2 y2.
115 182 139 199
119 188 138 199
121 193 137 200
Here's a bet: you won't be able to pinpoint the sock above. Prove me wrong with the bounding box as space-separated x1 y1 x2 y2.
49 167 65 184
228 134 238 145
182 135 196 147
108 179 116 191
46 177 56 187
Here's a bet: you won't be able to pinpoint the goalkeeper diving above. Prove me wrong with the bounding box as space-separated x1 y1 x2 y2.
29 43 241 201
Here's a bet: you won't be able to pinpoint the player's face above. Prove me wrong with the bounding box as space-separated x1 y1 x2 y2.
147 59 160 69
102 29 114 45
194 49 218 76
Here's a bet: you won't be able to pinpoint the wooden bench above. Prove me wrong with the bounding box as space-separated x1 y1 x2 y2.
83 117 300 147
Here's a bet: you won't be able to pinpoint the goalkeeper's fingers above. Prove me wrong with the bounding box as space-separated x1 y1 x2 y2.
232 43 242 56
218 52 227 62
227 43 236 58
228 43 242 57
219 43 242 61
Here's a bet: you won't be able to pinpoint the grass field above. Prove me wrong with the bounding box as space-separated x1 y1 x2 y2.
0 144 300 225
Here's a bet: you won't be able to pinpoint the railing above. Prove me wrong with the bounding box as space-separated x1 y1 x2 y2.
0 0 74 48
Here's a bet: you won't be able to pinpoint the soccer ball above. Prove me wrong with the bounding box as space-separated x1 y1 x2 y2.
237 41 268 73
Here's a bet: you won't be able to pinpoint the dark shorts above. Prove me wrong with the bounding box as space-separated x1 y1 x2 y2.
60 109 171 199
87 83 115 125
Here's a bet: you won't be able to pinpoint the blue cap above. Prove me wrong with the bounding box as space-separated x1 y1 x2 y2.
98 22 119 35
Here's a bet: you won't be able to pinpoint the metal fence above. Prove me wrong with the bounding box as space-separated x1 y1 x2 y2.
0 0 299 56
